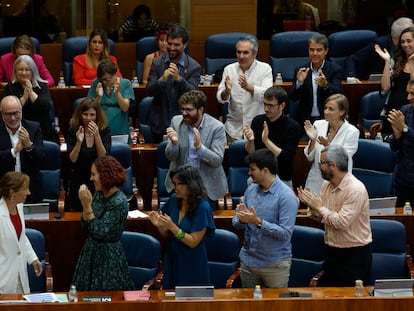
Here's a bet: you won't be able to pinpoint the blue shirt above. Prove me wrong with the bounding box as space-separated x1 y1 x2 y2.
232 176 299 268
389 104 414 186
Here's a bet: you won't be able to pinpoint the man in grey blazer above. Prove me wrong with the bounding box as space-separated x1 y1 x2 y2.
164 90 228 208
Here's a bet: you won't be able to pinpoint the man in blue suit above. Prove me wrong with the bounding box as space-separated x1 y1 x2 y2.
0 95 45 203
345 17 413 80
290 33 342 131
164 90 227 209
146 24 201 143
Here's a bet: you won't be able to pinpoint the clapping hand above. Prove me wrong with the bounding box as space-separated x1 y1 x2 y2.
76 126 85 142
304 120 317 141
374 44 391 62
166 127 178 144
96 82 104 97
297 186 322 211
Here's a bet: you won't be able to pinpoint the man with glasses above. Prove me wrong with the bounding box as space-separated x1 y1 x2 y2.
147 24 201 143
216 35 273 142
0 95 45 203
298 145 372 287
244 86 301 188
164 90 227 209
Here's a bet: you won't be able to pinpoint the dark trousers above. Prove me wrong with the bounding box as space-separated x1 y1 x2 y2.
318 244 372 287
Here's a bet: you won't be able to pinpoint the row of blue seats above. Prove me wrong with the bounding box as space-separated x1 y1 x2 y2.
0 29 377 87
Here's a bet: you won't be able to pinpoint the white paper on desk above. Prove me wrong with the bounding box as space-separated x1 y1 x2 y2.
23 292 60 303
82 85 91 88
128 210 148 218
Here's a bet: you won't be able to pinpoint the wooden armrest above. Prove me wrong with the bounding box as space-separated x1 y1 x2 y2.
58 190 65 213
151 180 159 210
45 252 53 292
224 193 233 210
142 261 164 290
217 197 225 210
310 270 324 287
134 192 144 211
406 245 414 279
226 267 241 288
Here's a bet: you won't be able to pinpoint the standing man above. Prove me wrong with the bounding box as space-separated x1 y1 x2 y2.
233 149 299 288
298 145 372 286
244 86 301 188
0 95 45 203
165 90 227 208
147 24 201 143
290 33 342 130
216 35 273 141
388 79 414 207
345 17 413 80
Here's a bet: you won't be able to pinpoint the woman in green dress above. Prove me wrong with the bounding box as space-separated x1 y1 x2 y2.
72 156 134 291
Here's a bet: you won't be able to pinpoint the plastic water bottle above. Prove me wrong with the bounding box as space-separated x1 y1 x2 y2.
58 76 66 88
68 284 78 302
403 201 412 215
131 76 139 88
375 132 383 141
253 284 263 299
354 279 364 297
275 72 283 85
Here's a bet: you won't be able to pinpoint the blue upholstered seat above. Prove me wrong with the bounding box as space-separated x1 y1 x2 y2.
270 31 319 82
358 91 386 137
352 139 397 198
135 36 158 83
62 36 116 86
137 96 154 143
203 229 241 288
151 141 171 210
39 140 61 212
204 32 253 75
120 231 161 289
26 228 53 292
224 140 249 209
328 30 377 79
0 36 40 56
369 219 414 285
289 225 325 287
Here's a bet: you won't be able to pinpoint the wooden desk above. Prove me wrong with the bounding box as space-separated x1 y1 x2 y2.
1 288 414 311
26 210 414 292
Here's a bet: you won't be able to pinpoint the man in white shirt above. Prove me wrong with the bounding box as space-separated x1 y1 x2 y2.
216 35 273 141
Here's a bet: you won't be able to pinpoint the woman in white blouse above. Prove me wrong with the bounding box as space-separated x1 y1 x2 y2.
303 94 359 194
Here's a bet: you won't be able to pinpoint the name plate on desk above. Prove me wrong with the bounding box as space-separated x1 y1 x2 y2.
175 285 214 300
23 203 50 220
374 279 414 297
83 296 112 302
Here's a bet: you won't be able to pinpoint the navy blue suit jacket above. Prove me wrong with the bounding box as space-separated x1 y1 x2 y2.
0 119 45 203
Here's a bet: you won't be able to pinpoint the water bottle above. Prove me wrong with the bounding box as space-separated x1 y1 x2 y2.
58 76 66 88
403 201 412 215
131 76 139 88
68 284 78 302
354 279 364 297
375 132 383 141
253 284 263 299
275 72 283 85
203 74 211 86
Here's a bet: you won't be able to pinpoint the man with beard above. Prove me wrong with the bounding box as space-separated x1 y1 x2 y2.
297 145 372 287
164 90 227 209
243 86 301 189
290 33 342 133
147 24 201 143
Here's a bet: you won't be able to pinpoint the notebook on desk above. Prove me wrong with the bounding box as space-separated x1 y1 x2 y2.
368 73 382 82
175 285 214 300
111 135 129 144
23 203 50 220
369 197 396 215
374 279 414 297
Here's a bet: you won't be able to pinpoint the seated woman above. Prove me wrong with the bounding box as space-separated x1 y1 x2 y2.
149 165 215 289
65 97 111 212
141 24 169 85
3 54 57 142
88 59 134 138
0 35 54 87
72 29 122 86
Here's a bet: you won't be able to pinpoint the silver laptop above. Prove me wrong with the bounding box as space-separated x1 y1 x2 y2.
369 197 396 215
175 285 214 300
374 279 414 297
111 135 129 144
23 203 50 220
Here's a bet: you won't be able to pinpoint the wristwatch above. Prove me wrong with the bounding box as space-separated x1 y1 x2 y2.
256 219 263 229
403 126 409 133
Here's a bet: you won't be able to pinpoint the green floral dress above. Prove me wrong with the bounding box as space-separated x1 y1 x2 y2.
72 190 134 291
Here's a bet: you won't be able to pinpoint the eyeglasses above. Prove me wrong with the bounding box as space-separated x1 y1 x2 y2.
17 67 31 73
2 111 21 118
180 107 196 114
100 76 115 83
263 103 280 109
172 181 186 187
318 161 332 168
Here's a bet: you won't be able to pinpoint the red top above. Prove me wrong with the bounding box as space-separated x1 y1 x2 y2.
10 212 22 240
72 54 122 86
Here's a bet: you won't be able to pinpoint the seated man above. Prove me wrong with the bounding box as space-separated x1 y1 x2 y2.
164 90 227 209
244 86 301 188
0 95 45 203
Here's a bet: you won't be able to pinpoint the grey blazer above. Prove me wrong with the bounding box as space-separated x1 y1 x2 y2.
165 114 228 200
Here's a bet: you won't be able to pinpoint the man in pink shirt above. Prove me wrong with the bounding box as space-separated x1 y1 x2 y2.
298 144 372 286
0 35 54 87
